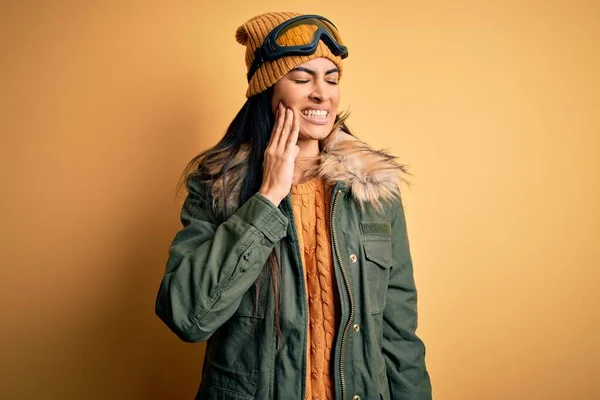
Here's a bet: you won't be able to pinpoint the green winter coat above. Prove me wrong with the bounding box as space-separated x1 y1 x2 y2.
155 130 432 400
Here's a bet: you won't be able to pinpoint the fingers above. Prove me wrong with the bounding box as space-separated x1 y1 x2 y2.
269 102 285 148
269 102 296 152
286 109 299 152
278 107 295 152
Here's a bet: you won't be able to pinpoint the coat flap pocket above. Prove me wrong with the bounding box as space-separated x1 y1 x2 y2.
360 221 392 236
363 239 392 269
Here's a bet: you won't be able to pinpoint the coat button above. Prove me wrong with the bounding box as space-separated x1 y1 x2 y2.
349 254 357 262
353 395 361 400
353 323 360 332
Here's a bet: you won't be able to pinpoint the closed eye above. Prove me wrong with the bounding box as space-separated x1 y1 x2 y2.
294 80 338 85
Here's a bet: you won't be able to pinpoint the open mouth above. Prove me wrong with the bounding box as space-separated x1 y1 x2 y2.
301 108 329 124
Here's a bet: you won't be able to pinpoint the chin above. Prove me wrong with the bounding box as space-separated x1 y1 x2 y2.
299 124 334 140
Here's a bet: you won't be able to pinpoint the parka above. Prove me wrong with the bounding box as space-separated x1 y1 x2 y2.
155 129 432 400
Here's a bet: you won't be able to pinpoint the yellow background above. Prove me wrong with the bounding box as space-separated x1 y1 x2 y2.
1 1 598 399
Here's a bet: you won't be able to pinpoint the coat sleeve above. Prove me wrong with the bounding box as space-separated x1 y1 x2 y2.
382 195 432 399
155 177 288 343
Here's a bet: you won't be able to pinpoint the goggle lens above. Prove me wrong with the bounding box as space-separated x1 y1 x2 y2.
274 17 345 49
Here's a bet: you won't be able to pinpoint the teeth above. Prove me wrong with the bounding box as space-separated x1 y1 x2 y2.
302 109 328 118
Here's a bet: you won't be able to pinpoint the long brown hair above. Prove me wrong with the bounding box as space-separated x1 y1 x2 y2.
175 86 353 342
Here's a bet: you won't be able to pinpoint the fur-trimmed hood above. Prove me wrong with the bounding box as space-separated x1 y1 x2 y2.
203 129 410 216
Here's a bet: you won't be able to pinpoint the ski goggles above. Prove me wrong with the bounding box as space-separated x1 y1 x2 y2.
247 14 349 82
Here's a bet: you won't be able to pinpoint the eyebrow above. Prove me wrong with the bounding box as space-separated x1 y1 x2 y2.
289 67 340 76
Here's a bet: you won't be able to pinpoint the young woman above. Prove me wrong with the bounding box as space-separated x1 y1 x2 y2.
155 12 432 400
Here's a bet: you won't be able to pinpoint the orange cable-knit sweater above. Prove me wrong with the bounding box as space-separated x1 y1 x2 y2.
290 176 340 400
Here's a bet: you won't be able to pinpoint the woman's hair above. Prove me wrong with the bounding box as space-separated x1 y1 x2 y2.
175 86 353 341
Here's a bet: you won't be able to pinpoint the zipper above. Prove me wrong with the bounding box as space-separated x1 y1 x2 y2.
331 187 354 400
283 195 310 400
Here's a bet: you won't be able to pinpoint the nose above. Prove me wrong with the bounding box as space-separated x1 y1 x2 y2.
309 79 330 102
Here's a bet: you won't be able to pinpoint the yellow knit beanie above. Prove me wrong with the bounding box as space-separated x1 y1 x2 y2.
235 12 346 98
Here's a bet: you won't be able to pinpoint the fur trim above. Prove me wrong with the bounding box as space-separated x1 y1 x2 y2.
201 129 409 216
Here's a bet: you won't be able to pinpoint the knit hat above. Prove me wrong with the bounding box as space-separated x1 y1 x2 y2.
235 12 346 98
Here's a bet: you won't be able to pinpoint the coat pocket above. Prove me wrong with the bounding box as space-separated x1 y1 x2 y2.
362 238 392 313
205 315 263 373
204 289 266 385
203 266 268 391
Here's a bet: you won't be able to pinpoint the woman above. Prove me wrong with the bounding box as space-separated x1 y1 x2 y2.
155 11 432 400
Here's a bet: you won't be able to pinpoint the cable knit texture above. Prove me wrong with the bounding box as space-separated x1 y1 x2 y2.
290 176 339 400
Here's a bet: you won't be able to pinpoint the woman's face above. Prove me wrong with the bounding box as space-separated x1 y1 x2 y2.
271 57 341 141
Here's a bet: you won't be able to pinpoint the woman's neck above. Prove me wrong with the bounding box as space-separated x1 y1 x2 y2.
293 138 320 184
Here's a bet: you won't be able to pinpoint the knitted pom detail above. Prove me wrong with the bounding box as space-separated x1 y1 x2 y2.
235 25 249 45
